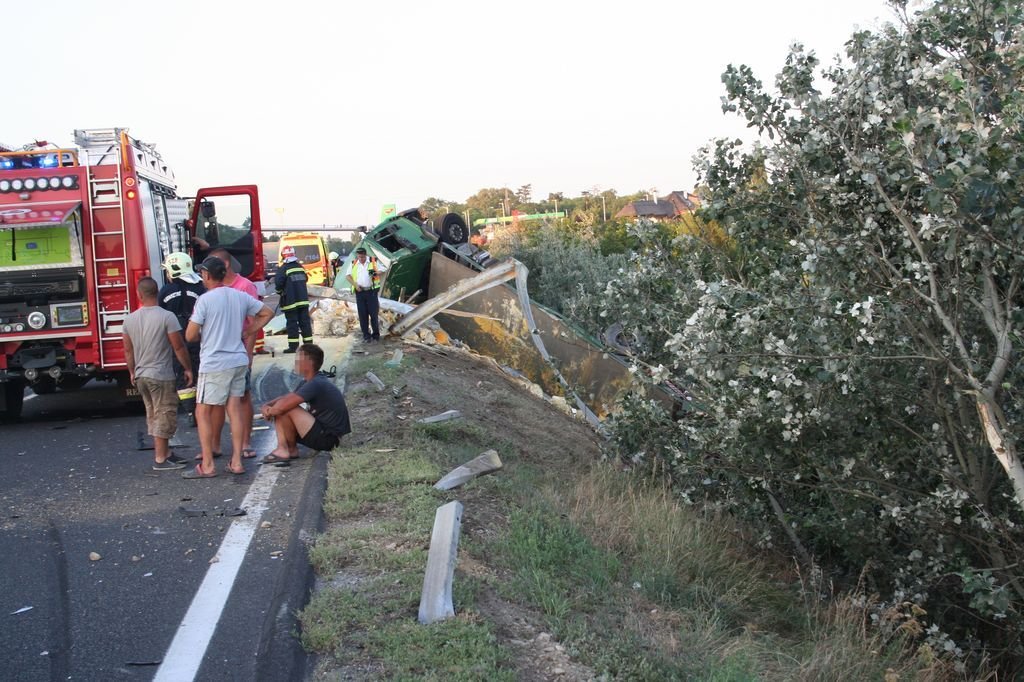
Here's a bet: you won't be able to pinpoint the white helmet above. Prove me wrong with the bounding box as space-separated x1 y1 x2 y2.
163 252 201 284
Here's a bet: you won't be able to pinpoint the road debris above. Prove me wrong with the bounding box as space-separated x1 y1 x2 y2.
89 552 102 561
10 606 33 615
434 450 503 491
418 501 463 624
260 521 272 529
366 371 386 391
417 409 461 425
385 349 404 367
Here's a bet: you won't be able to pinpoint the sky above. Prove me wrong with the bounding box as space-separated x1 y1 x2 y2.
5 0 901 226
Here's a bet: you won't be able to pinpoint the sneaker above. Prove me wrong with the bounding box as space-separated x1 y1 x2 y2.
153 453 188 471
187 412 197 428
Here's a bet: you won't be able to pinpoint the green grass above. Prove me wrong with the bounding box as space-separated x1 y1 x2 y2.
302 352 936 681
300 439 515 678
369 616 515 682
345 352 419 386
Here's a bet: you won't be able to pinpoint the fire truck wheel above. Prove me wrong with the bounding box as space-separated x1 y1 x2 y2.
1 379 26 422
438 213 469 246
30 377 58 395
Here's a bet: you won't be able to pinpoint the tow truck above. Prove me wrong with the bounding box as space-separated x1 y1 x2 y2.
0 128 265 421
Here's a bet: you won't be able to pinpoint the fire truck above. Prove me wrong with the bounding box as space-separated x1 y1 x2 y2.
0 129 265 421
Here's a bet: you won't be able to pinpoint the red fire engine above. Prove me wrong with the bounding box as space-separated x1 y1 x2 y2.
0 128 265 421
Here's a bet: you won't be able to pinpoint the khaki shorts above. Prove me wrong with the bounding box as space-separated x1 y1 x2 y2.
136 377 178 439
197 366 248 406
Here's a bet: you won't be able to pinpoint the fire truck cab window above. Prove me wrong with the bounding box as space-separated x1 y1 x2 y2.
194 194 257 278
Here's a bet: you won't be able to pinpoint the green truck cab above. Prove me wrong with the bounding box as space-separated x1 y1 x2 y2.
337 210 491 301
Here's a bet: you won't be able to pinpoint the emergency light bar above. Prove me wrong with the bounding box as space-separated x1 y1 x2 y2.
0 175 79 192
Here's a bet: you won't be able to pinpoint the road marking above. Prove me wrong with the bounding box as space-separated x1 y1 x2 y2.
25 393 38 401
152 466 281 682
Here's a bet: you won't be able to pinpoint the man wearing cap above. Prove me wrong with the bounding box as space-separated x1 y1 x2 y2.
184 256 274 478
346 247 387 342
275 245 313 353
158 252 205 425
211 247 261 459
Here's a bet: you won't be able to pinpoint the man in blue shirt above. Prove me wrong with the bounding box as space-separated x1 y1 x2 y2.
184 257 273 478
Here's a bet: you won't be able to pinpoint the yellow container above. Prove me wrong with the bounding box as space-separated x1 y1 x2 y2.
177 387 196 402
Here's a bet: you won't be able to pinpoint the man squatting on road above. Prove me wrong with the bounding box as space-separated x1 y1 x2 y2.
260 343 350 463
184 256 273 479
122 277 194 471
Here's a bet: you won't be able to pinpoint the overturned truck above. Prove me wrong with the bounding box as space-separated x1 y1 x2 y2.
312 209 688 423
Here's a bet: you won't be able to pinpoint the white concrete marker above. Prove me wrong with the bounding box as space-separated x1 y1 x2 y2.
418 501 463 624
152 467 281 682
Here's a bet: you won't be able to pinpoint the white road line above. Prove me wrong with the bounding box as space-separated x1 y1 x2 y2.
152 466 281 682
24 393 37 401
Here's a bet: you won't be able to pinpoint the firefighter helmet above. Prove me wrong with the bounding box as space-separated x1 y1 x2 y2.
163 252 201 283
281 245 297 261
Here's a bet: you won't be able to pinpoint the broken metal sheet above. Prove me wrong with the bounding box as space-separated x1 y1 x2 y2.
428 254 665 422
389 259 518 337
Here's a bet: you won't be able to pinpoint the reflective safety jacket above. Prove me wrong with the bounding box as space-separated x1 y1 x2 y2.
274 260 310 311
349 257 381 292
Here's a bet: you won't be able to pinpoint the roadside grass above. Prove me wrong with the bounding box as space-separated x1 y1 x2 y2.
301 433 515 679
301 347 939 680
481 463 939 680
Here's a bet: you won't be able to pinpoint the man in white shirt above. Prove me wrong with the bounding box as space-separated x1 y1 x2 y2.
345 247 388 342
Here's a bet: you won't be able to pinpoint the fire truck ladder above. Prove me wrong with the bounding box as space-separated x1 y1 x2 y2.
81 131 130 368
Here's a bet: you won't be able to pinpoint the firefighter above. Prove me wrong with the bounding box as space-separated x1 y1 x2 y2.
346 247 387 342
158 252 205 425
329 251 342 284
275 245 313 354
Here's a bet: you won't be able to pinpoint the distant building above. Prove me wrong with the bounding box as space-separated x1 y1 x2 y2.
615 190 700 220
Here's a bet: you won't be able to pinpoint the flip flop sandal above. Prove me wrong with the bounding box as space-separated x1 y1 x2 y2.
225 464 246 475
242 448 257 459
194 452 224 461
182 465 218 479
260 454 293 465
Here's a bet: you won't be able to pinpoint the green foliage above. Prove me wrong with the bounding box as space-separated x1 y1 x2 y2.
600 0 1024 674
488 222 627 336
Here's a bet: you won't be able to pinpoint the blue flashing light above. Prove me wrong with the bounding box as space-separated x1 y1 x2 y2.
0 159 14 170
39 154 58 168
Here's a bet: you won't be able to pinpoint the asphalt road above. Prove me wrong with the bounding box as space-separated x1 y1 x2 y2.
0 334 351 681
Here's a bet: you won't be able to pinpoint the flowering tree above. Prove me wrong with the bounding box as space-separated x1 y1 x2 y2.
603 0 1023 667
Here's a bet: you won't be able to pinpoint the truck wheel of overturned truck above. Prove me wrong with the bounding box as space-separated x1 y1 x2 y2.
1 379 26 422
437 213 469 246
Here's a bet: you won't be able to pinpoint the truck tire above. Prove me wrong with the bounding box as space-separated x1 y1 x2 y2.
1 379 25 422
437 213 469 245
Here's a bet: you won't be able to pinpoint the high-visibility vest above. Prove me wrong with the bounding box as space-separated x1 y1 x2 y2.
350 257 381 292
